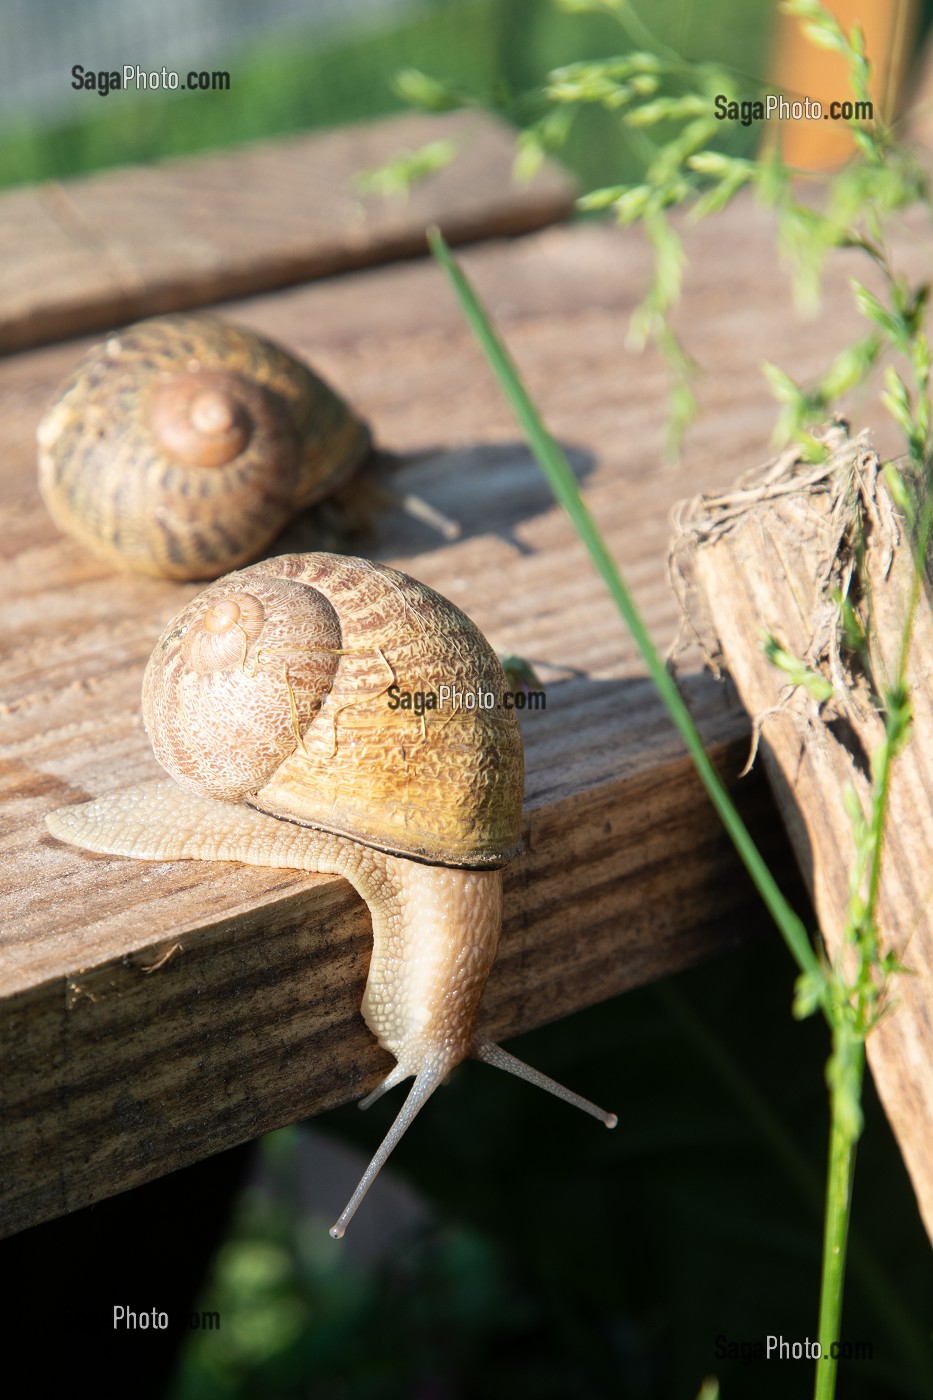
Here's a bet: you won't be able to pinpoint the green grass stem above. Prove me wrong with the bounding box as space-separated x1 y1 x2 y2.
815 1042 863 1400
428 226 822 993
662 981 931 1385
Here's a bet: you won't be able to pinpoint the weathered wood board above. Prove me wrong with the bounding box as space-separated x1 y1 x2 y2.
7 163 930 1239
0 109 576 354
0 209 813 1238
672 430 933 1242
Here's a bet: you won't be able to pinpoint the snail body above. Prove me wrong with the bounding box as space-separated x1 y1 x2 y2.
37 315 370 581
46 553 615 1237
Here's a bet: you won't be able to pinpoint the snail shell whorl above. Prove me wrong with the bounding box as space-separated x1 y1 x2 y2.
144 575 342 803
37 315 371 581
143 553 524 867
43 551 617 1239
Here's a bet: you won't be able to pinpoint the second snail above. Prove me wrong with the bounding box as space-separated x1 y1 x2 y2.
37 313 372 581
46 550 617 1238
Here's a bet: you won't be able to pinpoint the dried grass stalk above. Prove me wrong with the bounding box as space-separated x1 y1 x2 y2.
671 424 933 1243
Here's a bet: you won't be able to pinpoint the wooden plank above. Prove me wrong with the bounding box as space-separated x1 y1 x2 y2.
0 204 843 1238
672 429 933 1242
0 110 576 355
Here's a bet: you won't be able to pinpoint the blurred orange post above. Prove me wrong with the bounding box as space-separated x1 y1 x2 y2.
769 0 917 168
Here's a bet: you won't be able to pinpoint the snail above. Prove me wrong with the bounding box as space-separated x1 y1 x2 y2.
45 552 616 1238
37 314 371 581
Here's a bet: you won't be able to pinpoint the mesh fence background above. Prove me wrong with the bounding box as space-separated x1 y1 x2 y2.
0 0 783 192
0 0 420 125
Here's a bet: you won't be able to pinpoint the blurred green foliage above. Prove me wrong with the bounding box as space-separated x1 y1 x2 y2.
10 3 929 1394
0 0 775 191
169 936 933 1400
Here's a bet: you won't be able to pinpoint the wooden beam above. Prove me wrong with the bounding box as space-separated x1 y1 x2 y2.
0 109 575 354
672 429 933 1243
0 207 826 1237
3 735 785 1239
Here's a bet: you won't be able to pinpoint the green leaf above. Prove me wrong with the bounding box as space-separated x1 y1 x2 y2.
630 73 660 97
882 683 913 756
392 68 462 112
882 462 915 525
576 183 632 211
538 105 574 149
555 0 623 13
842 783 867 833
783 1 849 53
762 633 834 702
801 21 847 52
687 151 750 178
626 95 708 126
612 184 653 224
756 146 790 206
911 329 932 384
797 432 831 463
513 131 545 184
818 335 879 399
834 589 867 654
628 51 665 73
666 378 698 454
761 360 802 405
881 365 912 437
355 140 458 198
850 279 903 342
794 967 829 1020
545 59 645 109
691 173 752 220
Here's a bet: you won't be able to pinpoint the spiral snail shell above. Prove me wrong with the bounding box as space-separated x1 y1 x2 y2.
37 315 371 581
46 552 615 1237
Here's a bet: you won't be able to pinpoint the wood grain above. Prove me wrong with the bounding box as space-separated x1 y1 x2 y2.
673 431 933 1242
0 109 575 354
0 199 847 1238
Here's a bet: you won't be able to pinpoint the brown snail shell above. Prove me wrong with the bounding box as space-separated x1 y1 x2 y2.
37 314 371 581
46 552 615 1238
145 552 524 866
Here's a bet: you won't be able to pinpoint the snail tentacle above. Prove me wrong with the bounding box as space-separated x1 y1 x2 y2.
43 553 616 1239
329 1062 449 1240
472 1035 618 1129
